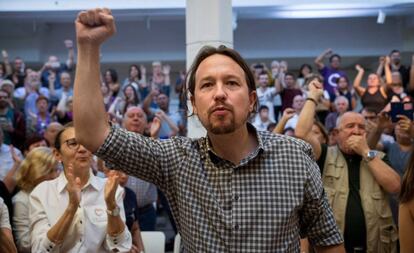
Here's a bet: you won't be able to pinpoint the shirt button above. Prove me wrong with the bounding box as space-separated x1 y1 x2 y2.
80 220 83 224
234 195 239 201
79 238 82 242
234 224 240 230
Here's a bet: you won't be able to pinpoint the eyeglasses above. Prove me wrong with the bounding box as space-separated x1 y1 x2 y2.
63 138 80 150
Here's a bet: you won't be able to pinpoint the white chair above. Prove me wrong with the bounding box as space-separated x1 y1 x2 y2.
141 231 166 253
173 233 181 253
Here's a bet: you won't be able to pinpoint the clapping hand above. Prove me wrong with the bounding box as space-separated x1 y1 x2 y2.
104 170 120 209
66 163 82 209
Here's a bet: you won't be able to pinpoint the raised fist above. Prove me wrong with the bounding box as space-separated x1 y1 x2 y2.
75 8 116 46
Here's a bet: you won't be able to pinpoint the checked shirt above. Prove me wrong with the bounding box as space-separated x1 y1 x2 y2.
95 124 343 252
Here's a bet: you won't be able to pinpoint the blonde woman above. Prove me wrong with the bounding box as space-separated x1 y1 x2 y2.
12 147 59 253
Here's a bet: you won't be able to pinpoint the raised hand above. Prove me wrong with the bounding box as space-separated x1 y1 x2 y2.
9 145 21 165
308 79 324 100
64 39 74 49
104 170 120 208
346 134 369 156
355 64 364 72
140 65 146 75
281 108 296 121
150 116 161 138
397 115 412 133
162 64 171 76
66 163 82 208
75 8 116 46
379 56 385 65
1 49 8 59
385 56 391 66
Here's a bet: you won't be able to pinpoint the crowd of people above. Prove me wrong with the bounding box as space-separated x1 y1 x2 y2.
0 7 414 253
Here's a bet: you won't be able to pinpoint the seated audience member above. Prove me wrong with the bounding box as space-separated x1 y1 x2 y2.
353 64 388 113
399 151 414 253
275 72 303 112
0 128 23 181
29 123 132 252
314 48 347 101
40 40 74 89
104 68 122 104
12 147 59 253
143 90 181 138
43 122 63 147
334 76 356 111
284 94 305 130
0 196 17 253
325 96 349 132
296 78 400 252
253 105 274 131
26 95 55 136
0 88 25 151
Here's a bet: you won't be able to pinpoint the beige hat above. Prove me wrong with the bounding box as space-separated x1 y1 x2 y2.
0 79 14 90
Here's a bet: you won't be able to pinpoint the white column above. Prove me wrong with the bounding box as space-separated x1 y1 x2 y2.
185 0 233 138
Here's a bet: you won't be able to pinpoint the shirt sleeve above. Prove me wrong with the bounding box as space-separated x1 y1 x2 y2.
104 186 132 252
12 196 31 252
300 154 344 247
29 188 59 253
94 125 182 188
0 199 11 230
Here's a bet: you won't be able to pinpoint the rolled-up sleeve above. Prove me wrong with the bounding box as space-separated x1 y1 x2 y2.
29 189 59 253
300 154 344 247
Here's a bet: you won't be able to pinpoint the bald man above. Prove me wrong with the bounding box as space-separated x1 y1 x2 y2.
296 80 400 253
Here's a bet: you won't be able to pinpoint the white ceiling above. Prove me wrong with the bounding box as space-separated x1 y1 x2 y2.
1 0 414 22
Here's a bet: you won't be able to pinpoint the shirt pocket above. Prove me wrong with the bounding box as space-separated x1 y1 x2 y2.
85 204 108 225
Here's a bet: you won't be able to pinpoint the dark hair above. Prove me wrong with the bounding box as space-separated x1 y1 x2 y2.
390 49 400 55
23 134 45 153
129 64 142 80
54 122 74 151
313 120 329 144
0 63 5 77
36 95 49 104
285 72 296 80
184 45 257 113
298 64 312 78
400 149 414 203
258 105 269 112
122 84 140 114
105 68 118 83
329 54 341 63
336 75 349 85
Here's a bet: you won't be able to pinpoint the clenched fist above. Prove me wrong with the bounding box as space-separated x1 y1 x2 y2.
75 8 116 46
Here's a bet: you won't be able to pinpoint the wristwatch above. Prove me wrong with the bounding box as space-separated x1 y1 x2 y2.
364 150 378 162
106 206 120 216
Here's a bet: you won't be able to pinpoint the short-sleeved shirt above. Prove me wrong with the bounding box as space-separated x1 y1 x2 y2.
319 66 347 100
95 124 343 252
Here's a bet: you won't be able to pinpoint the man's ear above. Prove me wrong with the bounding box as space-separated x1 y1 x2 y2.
249 90 257 113
190 95 197 115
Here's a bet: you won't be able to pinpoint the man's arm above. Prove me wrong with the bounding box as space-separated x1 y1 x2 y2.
295 80 324 160
64 40 75 69
273 108 294 134
347 134 401 194
314 49 331 70
73 8 115 152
